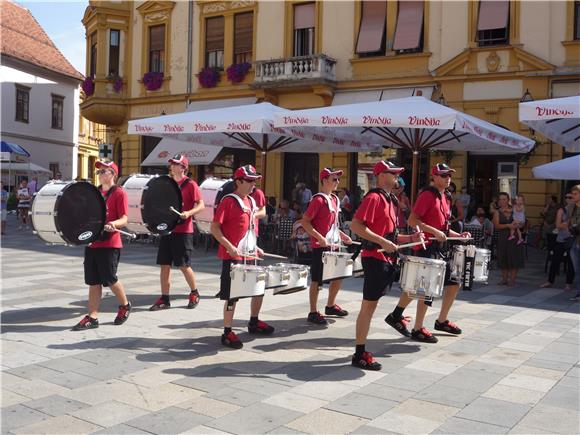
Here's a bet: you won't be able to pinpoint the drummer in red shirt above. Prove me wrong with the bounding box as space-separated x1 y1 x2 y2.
73 160 132 330
300 168 353 325
350 160 424 370
149 154 205 311
211 165 274 349
385 163 471 343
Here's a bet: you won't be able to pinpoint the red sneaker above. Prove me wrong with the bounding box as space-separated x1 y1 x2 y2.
411 327 438 343
221 331 243 349
114 302 132 325
351 351 382 371
248 320 275 335
187 291 200 309
434 319 462 335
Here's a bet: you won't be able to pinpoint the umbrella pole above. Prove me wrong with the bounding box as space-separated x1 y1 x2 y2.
411 150 419 204
261 151 267 193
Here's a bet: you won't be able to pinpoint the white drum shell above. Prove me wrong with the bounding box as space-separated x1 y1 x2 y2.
399 256 446 298
122 175 154 234
196 178 230 234
31 182 70 244
473 248 491 282
274 264 309 295
265 265 291 289
322 251 354 282
230 264 266 299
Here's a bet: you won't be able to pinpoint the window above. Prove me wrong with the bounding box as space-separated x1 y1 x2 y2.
575 1 580 40
89 32 97 77
49 163 60 179
205 16 224 69
51 95 64 129
356 1 386 56
15 85 30 123
109 29 120 76
476 0 509 47
293 3 315 57
149 25 165 73
234 12 253 64
393 1 424 53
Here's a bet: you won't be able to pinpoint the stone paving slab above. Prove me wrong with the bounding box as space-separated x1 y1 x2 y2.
2 224 580 434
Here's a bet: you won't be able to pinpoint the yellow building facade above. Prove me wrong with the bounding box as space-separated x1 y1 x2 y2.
80 0 580 223
77 100 105 184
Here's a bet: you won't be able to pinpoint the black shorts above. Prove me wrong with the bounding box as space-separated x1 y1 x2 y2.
84 247 120 287
416 244 459 287
156 233 194 267
362 257 396 301
310 247 329 285
219 259 239 301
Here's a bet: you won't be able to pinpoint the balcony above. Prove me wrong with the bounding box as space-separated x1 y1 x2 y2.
80 78 127 126
253 54 337 87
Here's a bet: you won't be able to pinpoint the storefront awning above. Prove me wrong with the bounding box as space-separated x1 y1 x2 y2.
141 138 221 166
331 86 434 106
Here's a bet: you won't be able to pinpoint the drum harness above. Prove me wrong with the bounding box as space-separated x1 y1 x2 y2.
175 178 191 225
96 185 118 241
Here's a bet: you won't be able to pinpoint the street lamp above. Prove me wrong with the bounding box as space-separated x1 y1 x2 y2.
520 89 535 136
436 94 447 106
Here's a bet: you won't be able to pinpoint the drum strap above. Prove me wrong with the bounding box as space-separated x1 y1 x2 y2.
313 193 341 246
97 185 117 241
222 193 257 232
425 186 452 235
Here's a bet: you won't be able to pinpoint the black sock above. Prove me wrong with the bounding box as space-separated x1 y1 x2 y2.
355 344 365 357
190 289 198 294
161 294 170 303
392 305 405 319
224 327 232 334
249 316 258 325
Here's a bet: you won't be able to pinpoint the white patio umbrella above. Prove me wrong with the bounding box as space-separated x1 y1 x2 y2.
128 102 380 189
141 138 221 167
274 96 535 202
532 155 580 180
519 96 580 152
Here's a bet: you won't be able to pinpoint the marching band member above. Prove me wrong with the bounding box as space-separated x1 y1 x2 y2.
350 161 424 370
149 154 205 311
211 165 274 349
73 160 132 330
299 168 353 326
385 163 470 343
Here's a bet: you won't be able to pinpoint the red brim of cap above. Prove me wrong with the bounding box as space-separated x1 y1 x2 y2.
433 169 456 175
168 159 187 166
322 170 344 179
95 162 117 172
376 168 405 175
244 174 262 179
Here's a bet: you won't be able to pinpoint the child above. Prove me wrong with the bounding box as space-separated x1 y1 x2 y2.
509 194 526 245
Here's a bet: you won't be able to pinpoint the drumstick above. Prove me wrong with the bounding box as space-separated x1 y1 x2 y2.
430 236 473 241
377 241 424 252
114 228 137 239
349 241 361 245
169 206 182 217
261 252 288 259
416 225 426 250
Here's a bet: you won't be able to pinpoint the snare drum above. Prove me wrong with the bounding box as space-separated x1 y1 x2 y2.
196 178 233 234
399 256 446 298
121 174 182 235
353 254 363 277
229 264 266 299
265 264 291 289
450 244 477 281
473 248 491 283
322 251 354 282
31 181 105 245
274 264 309 295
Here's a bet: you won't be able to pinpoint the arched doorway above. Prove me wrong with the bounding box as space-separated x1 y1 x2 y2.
283 152 319 202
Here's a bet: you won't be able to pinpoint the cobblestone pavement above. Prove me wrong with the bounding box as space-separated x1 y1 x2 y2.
1 219 579 434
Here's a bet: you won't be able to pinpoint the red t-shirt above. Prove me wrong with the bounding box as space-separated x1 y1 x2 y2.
213 195 254 260
250 188 266 235
304 194 339 249
90 186 128 249
173 177 202 234
412 189 451 249
354 191 396 262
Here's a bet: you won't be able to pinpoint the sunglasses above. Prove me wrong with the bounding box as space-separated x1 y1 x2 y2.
96 169 113 175
566 196 573 199
437 174 451 179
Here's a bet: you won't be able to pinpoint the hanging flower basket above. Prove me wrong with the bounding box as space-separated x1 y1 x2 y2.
82 77 95 96
112 77 123 93
226 62 251 84
143 72 164 91
197 67 221 88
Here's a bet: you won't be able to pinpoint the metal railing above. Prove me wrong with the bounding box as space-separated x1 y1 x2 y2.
254 53 336 84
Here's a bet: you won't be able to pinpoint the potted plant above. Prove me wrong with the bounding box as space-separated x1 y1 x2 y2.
197 67 221 88
142 72 164 91
81 76 95 96
112 76 123 93
226 62 251 84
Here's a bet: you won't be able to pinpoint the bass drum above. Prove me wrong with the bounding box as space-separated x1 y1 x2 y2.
31 181 105 245
121 174 182 235
196 177 235 234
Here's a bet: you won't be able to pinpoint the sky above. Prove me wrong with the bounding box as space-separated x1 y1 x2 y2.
18 0 88 75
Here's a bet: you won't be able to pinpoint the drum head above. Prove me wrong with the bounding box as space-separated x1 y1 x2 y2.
142 175 182 235
56 182 106 245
